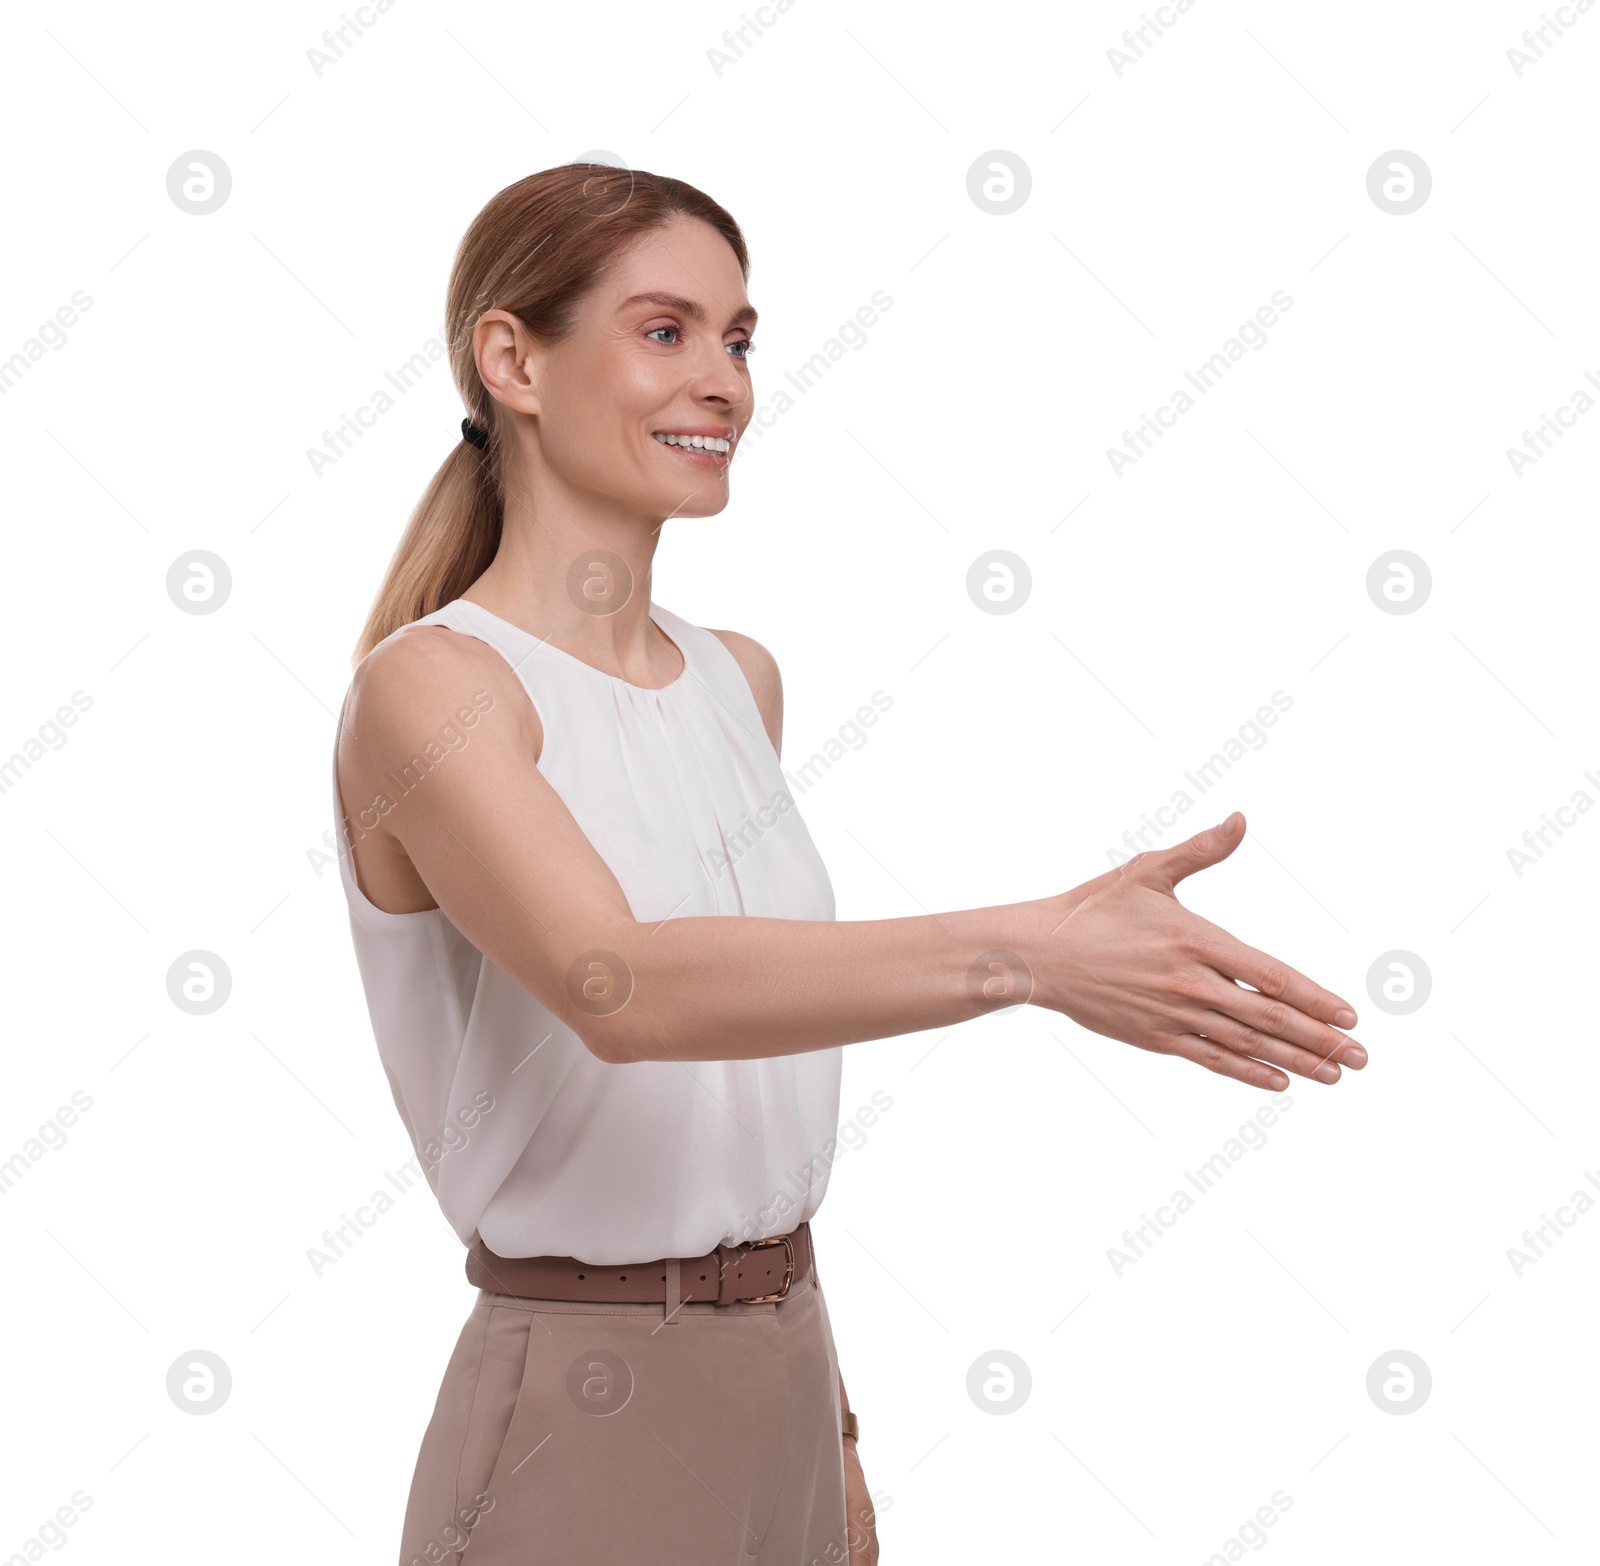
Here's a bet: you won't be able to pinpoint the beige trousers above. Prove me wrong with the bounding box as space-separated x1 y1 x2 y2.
397 1239 850 1565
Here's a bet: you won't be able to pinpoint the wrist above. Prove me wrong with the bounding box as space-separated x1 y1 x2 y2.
929 901 1037 1018
967 897 1059 1014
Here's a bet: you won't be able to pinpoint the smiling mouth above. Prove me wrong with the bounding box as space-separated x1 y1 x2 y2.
652 431 733 467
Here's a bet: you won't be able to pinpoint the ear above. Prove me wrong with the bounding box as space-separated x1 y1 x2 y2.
473 308 543 419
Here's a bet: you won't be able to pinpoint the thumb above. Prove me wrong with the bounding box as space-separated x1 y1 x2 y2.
1132 811 1244 888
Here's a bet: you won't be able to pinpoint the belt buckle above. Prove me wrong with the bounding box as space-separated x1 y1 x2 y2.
739 1232 795 1303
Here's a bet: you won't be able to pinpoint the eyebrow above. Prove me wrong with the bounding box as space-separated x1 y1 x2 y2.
619 291 758 331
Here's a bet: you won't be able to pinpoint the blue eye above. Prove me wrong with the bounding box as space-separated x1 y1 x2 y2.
645 324 756 359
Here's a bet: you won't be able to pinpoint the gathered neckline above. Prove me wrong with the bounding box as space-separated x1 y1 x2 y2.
450 596 689 693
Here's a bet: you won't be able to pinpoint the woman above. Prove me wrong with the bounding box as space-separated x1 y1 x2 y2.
332 164 1368 1566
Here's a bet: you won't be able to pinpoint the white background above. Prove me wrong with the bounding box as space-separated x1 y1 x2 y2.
2 0 1596 1560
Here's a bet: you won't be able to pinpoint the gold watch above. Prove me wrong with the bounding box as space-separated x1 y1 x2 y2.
841 1409 860 1443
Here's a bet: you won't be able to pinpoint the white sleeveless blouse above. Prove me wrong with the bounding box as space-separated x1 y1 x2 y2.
332 596 843 1266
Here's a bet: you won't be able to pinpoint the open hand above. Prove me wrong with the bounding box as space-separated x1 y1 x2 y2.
1033 812 1367 1090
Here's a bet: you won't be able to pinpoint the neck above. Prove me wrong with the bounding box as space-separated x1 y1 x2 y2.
466 470 678 680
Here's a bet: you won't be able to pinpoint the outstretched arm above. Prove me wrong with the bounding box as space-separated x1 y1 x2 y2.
338 624 1367 1088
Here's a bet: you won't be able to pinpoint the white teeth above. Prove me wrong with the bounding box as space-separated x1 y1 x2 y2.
654 432 730 453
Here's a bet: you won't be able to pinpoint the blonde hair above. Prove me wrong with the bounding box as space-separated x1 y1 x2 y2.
350 163 749 665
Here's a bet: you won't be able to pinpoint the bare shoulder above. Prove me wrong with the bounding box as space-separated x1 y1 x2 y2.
704 627 782 702
335 623 545 914
704 627 783 753
341 621 542 781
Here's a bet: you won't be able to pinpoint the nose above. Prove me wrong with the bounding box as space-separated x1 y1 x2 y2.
686 336 750 410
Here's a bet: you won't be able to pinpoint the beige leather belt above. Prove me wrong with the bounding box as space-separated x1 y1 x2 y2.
465 1222 813 1307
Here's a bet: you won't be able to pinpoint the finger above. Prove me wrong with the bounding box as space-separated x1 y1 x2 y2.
1184 971 1367 1068
1193 927 1361 1037
1194 1013 1348 1082
1166 1033 1290 1091
1127 813 1245 890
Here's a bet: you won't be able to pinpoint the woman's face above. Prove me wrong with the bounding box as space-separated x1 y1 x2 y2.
494 215 757 521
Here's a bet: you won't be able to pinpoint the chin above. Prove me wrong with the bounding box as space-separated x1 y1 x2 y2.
650 483 732 519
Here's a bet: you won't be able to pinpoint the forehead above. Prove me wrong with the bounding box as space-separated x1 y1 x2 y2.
600 219 753 320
